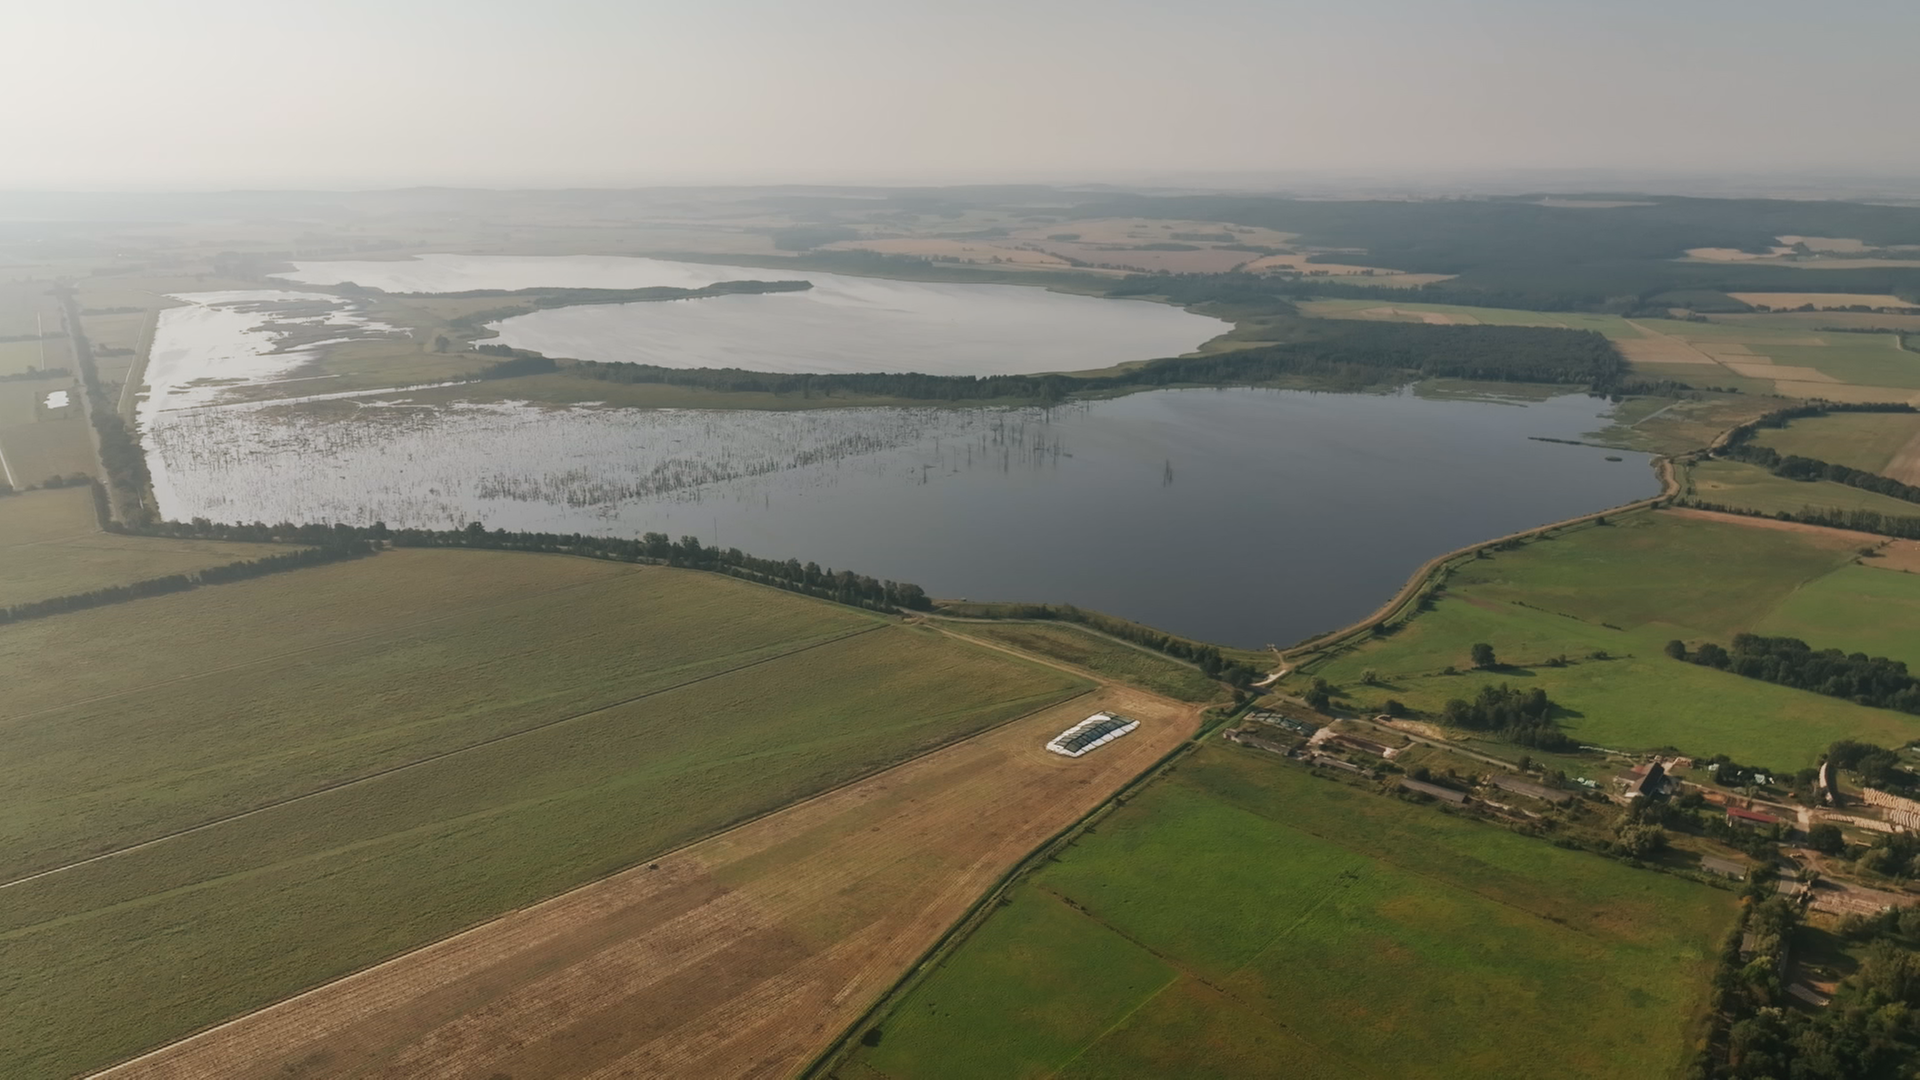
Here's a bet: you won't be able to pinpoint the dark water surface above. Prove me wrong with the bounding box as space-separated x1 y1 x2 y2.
635 388 1654 648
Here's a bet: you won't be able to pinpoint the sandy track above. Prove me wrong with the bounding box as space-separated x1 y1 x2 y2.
93 686 1198 1080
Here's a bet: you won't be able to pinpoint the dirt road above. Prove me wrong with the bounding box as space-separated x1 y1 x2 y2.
94 686 1199 1080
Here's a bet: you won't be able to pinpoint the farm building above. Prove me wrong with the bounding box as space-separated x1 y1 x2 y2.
1399 778 1468 804
1046 713 1139 758
1726 805 1780 830
1246 710 1318 737
1618 762 1668 800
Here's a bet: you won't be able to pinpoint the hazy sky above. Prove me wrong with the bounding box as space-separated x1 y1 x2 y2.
6 0 1916 189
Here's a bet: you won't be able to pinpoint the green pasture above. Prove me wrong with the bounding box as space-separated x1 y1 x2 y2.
0 550 1088 1079
1752 410 1920 474
943 620 1225 703
1764 339 1920 389
1689 458 1920 518
1755 563 1920 664
1307 512 1920 765
845 746 1734 1080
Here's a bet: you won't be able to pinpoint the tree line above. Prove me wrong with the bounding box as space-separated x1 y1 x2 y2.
127 517 932 615
0 542 377 626
55 289 149 507
939 601 1258 689
0 367 70 383
1676 498 1920 541
1715 402 1920 506
557 317 1627 402
1672 633 1920 714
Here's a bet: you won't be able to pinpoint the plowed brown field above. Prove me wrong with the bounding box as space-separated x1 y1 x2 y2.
95 686 1198 1080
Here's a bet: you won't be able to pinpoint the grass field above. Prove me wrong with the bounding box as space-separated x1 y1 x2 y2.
1305 510 1920 765
1755 562 1920 663
840 744 1736 1080
941 620 1227 703
0 487 290 607
0 549 1091 1079
1689 458 1920 517
1751 410 1920 474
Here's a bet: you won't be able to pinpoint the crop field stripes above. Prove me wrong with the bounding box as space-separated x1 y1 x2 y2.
0 621 887 892
0 565 628 730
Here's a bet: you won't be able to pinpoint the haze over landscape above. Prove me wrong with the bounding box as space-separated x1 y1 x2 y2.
7 3 1920 1079
6 0 1920 189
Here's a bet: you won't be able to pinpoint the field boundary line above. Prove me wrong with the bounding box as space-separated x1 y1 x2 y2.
0 623 886 892
86 680 1105 1079
799 699 1234 1079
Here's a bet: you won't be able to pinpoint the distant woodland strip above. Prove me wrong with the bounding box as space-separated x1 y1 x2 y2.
130 519 933 615
931 600 1258 688
0 543 376 626
1673 499 1920 541
557 318 1629 401
0 367 70 382
1672 633 1920 715
1715 402 1920 506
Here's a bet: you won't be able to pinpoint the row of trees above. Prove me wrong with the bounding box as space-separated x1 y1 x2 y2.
1715 402 1920 507
56 289 149 504
1674 634 1920 714
129 517 933 615
0 367 69 383
0 542 376 626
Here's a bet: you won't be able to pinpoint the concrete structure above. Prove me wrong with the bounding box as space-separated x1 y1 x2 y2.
1399 778 1468 804
1490 774 1574 806
1045 713 1139 758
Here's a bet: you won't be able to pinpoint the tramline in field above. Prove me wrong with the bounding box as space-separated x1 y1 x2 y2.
1046 712 1139 757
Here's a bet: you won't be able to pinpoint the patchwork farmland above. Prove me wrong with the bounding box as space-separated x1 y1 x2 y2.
2 549 1156 1079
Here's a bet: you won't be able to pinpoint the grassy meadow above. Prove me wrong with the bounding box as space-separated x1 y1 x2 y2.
1751 409 1920 474
1688 458 1920 517
841 745 1735 1080
942 620 1227 703
1305 511 1920 766
0 549 1089 1079
0 486 288 608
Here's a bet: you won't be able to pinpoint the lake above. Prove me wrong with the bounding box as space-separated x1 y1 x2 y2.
274 253 1231 376
144 380 1654 647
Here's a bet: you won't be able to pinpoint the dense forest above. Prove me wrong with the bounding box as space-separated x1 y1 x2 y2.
1675 634 1920 714
557 316 1627 401
1703 896 1920 1080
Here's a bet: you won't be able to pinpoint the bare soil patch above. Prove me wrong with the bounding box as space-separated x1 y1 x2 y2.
92 687 1198 1080
1865 541 1920 573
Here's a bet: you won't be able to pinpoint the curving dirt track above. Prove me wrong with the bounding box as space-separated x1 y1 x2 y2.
94 686 1198 1080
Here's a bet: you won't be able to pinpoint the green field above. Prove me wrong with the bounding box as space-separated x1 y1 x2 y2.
1689 458 1920 518
1306 511 1920 765
841 745 1735 1080
0 487 293 607
1764 339 1920 388
943 620 1226 703
0 549 1088 1079
1755 562 1920 663
1752 410 1920 474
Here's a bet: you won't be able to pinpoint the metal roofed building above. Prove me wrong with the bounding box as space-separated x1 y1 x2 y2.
1046 713 1140 758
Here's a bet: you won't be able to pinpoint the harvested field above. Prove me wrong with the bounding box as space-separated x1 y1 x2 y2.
1752 410 1920 475
820 238 1073 269
939 619 1227 704
0 487 286 608
1722 361 1835 382
1731 293 1920 312
1617 322 1719 365
1662 505 1893 544
92 685 1196 1080
1889 430 1920 485
3 550 1092 1079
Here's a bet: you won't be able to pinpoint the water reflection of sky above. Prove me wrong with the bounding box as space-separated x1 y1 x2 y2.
147 387 1655 647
